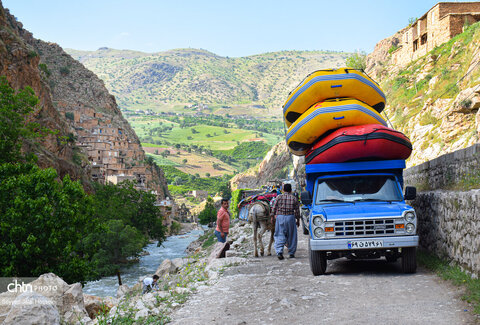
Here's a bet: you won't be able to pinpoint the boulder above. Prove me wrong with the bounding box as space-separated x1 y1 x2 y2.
83 294 114 319
3 291 60 325
0 273 91 324
225 250 241 257
172 258 187 269
62 283 90 324
155 259 178 277
135 308 149 320
116 284 130 299
207 242 230 264
142 293 156 309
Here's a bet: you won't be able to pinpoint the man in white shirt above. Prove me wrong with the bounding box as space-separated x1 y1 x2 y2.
142 274 159 294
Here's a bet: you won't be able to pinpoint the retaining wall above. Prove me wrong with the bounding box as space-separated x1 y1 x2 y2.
404 144 480 274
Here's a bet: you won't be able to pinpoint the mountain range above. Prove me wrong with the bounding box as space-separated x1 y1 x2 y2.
66 48 349 114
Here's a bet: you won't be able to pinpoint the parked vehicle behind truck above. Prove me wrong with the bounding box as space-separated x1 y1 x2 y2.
300 160 418 275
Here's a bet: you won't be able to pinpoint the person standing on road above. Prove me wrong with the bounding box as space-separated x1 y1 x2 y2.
215 198 230 243
271 183 300 260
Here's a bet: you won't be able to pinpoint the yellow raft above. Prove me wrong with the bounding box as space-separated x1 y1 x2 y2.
286 98 388 156
283 68 386 127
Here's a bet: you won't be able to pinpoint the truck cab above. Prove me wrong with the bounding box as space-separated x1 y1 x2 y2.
300 160 418 275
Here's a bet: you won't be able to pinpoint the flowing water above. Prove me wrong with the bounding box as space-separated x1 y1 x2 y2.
83 229 204 297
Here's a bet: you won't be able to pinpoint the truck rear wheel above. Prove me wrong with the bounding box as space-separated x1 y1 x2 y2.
309 240 327 275
401 247 417 273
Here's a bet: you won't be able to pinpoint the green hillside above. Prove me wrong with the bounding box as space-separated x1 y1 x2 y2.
375 22 480 166
66 48 349 114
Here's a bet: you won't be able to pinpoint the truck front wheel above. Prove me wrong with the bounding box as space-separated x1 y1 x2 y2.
309 241 327 275
401 247 417 273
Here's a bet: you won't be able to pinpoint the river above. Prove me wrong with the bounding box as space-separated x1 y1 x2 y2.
83 228 204 297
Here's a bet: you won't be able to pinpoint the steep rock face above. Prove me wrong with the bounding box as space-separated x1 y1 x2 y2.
2 4 170 199
0 6 86 181
230 141 292 190
365 23 480 167
365 28 405 81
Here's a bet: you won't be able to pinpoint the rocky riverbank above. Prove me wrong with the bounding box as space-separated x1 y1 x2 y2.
0 221 254 324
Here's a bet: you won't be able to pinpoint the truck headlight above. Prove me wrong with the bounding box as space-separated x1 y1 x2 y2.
406 223 415 234
314 227 324 238
405 212 415 222
312 214 325 227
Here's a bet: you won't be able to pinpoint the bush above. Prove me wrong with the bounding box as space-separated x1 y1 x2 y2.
460 98 472 109
38 63 51 77
346 51 367 70
65 111 74 120
170 221 182 235
388 45 400 54
59 66 70 75
198 197 217 225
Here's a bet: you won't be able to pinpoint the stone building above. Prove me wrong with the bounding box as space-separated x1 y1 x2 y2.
391 2 480 67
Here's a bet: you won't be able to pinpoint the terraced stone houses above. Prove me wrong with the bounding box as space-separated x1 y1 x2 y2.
391 2 480 67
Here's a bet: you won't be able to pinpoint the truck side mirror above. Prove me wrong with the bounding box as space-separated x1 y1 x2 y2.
404 186 416 200
301 191 312 205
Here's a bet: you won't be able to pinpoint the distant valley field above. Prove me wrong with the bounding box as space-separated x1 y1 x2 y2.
65 47 348 199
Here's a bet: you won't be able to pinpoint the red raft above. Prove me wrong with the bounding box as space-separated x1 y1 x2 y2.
305 124 412 164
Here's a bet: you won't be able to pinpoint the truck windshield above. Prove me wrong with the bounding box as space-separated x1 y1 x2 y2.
315 175 402 204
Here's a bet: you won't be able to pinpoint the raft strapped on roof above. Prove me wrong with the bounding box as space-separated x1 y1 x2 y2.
283 68 386 127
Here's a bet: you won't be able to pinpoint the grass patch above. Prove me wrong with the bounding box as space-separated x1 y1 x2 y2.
199 229 216 248
418 250 480 314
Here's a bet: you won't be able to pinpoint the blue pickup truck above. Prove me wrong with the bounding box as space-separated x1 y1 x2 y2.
300 160 418 275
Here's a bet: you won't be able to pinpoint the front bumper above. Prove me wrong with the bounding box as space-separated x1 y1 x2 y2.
310 235 419 251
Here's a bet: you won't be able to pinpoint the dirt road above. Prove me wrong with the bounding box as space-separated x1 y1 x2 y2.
170 231 477 325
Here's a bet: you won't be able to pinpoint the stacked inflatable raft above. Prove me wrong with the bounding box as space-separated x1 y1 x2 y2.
282 68 412 163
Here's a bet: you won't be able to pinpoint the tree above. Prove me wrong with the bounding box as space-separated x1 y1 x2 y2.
84 219 145 276
0 76 41 164
182 158 188 164
0 164 99 283
346 51 367 70
198 197 217 225
91 181 166 242
217 181 231 199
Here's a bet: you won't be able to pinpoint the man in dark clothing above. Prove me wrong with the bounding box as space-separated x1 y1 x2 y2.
271 183 300 260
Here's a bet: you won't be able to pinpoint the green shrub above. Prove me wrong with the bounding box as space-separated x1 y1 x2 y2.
170 221 182 235
388 45 400 54
198 197 217 225
38 63 51 77
59 66 70 75
65 111 74 120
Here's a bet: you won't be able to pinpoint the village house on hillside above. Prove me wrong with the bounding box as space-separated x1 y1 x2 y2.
392 2 480 67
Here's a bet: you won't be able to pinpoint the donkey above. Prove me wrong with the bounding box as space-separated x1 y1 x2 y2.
247 201 275 257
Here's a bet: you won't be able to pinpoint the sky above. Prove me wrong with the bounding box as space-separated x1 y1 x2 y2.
2 0 472 57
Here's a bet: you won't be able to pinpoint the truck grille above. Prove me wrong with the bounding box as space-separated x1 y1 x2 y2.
332 219 396 238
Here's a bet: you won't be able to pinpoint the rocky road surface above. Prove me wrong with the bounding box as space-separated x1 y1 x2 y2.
171 231 477 325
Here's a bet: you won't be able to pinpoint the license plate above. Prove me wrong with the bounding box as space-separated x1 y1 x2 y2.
347 240 383 249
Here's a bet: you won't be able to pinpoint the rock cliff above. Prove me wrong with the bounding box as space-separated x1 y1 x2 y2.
1 3 170 198
366 23 480 167
0 5 87 182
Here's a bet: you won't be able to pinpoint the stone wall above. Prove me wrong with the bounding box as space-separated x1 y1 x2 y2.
412 190 480 274
404 143 480 190
404 144 480 274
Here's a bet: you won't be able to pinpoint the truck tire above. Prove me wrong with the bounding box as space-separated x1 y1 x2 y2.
309 240 327 275
301 216 309 235
401 247 417 273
